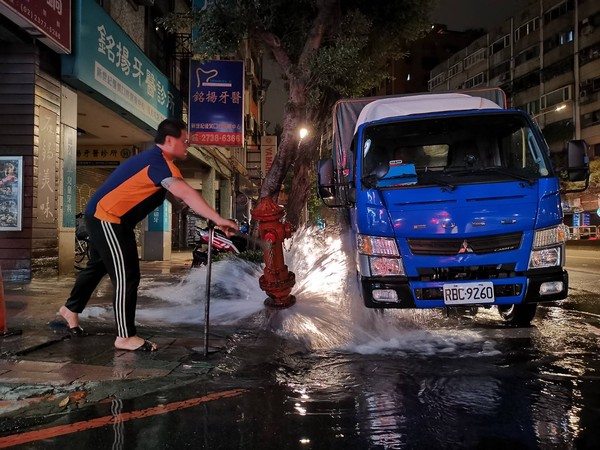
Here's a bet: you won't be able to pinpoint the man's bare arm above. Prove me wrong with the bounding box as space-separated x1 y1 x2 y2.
162 177 237 233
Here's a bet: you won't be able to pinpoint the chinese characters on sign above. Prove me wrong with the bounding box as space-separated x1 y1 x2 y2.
0 156 23 231
38 108 57 224
189 60 244 147
77 145 137 166
62 0 181 131
62 125 77 227
95 24 173 127
0 0 71 53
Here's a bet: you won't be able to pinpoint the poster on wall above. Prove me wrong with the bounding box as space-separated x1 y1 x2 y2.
0 156 23 231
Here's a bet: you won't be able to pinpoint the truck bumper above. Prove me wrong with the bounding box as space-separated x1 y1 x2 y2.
361 269 568 309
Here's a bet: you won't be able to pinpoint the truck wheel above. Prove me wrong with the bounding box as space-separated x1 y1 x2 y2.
498 304 537 327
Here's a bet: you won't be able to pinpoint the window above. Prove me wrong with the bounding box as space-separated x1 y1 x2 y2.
515 45 540 66
464 48 486 68
429 73 446 90
544 29 574 53
540 85 572 109
465 72 486 89
361 114 552 185
448 62 463 78
515 17 539 41
490 35 510 55
543 0 574 24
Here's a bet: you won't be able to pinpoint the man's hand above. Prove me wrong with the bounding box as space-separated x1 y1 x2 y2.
216 218 239 237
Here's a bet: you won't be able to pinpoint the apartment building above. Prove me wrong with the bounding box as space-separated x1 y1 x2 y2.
429 0 600 223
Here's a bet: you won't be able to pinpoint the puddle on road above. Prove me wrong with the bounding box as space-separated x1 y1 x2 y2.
83 226 499 358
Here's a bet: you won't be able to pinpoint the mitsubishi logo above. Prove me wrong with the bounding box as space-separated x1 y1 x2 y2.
458 240 474 254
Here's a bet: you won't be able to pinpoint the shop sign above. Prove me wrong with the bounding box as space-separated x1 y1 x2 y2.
0 0 71 54
261 135 277 175
62 0 182 130
38 108 58 224
62 125 77 228
148 201 170 232
189 59 244 147
77 145 137 166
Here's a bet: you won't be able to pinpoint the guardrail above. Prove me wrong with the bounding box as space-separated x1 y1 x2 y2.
567 226 598 240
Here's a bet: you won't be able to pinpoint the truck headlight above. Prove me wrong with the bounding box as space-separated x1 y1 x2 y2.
532 224 568 248
528 225 567 269
357 235 399 256
357 235 405 276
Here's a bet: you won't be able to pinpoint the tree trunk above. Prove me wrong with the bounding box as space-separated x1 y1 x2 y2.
285 135 319 226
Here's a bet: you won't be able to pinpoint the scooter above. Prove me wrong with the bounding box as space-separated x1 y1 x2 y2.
191 225 248 268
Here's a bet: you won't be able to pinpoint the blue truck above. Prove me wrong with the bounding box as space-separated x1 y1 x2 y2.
317 89 589 326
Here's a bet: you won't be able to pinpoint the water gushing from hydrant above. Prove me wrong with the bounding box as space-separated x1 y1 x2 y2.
127 226 499 357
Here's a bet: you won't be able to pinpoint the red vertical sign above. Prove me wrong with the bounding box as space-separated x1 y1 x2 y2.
0 0 71 54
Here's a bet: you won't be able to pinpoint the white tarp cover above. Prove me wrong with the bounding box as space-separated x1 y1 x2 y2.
355 93 502 132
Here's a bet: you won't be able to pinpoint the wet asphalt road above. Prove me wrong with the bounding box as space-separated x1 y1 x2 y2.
3 246 600 449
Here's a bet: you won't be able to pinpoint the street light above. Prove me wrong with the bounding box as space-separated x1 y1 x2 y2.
532 103 567 122
298 127 309 149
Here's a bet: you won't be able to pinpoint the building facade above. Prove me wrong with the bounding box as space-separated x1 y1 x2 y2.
0 0 264 280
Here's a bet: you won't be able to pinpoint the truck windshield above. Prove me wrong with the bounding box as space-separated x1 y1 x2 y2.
362 112 550 187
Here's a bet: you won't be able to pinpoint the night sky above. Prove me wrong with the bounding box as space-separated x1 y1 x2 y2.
432 0 524 31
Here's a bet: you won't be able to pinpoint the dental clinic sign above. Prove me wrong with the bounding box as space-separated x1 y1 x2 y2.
189 59 244 147
62 0 181 130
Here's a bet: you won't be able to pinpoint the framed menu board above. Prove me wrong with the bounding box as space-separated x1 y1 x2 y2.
0 156 23 231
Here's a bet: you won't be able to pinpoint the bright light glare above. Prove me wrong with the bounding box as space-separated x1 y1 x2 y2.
299 127 308 139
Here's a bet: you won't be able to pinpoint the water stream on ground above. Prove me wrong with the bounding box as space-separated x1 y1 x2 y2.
74 226 500 358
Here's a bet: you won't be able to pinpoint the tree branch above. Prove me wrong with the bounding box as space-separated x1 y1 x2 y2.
259 30 293 79
299 0 337 67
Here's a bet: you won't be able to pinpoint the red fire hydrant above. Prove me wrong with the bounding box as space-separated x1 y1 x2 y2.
251 197 296 308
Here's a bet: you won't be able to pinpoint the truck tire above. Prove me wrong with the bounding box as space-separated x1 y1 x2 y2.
498 304 537 327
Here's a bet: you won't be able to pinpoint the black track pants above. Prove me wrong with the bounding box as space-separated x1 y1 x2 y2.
65 215 140 337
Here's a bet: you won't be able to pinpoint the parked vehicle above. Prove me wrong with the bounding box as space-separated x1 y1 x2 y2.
191 225 248 268
317 88 589 326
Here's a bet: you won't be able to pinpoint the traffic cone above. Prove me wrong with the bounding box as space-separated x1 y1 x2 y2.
0 266 22 338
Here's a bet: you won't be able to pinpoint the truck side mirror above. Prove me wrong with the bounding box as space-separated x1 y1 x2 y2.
567 140 590 182
317 158 335 200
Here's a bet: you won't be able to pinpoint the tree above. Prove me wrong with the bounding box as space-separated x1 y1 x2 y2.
160 0 433 226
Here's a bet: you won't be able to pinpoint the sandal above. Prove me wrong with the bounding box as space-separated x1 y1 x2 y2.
67 326 90 337
115 339 158 352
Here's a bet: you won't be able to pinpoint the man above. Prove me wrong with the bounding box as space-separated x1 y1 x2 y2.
59 118 237 352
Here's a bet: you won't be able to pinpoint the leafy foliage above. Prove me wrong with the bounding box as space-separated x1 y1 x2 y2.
160 0 434 225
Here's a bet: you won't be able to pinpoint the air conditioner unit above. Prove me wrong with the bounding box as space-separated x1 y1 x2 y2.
582 25 594 35
580 89 588 98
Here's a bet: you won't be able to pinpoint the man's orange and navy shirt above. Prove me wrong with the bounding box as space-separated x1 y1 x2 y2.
85 146 182 226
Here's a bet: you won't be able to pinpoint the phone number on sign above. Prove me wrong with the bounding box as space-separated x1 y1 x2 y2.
191 133 242 145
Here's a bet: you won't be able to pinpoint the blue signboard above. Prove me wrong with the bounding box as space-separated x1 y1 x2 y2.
189 59 244 147
148 201 170 232
62 125 77 227
62 0 182 130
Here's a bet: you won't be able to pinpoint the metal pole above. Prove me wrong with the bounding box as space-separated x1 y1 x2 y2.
203 223 215 358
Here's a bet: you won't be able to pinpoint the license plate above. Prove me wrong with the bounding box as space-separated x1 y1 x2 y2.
442 282 495 305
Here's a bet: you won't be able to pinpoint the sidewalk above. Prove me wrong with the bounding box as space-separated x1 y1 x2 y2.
0 251 236 419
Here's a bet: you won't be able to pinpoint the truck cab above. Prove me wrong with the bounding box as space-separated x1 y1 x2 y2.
318 90 589 326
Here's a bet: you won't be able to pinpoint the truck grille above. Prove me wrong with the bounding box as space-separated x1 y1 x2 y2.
407 232 523 256
417 264 516 281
